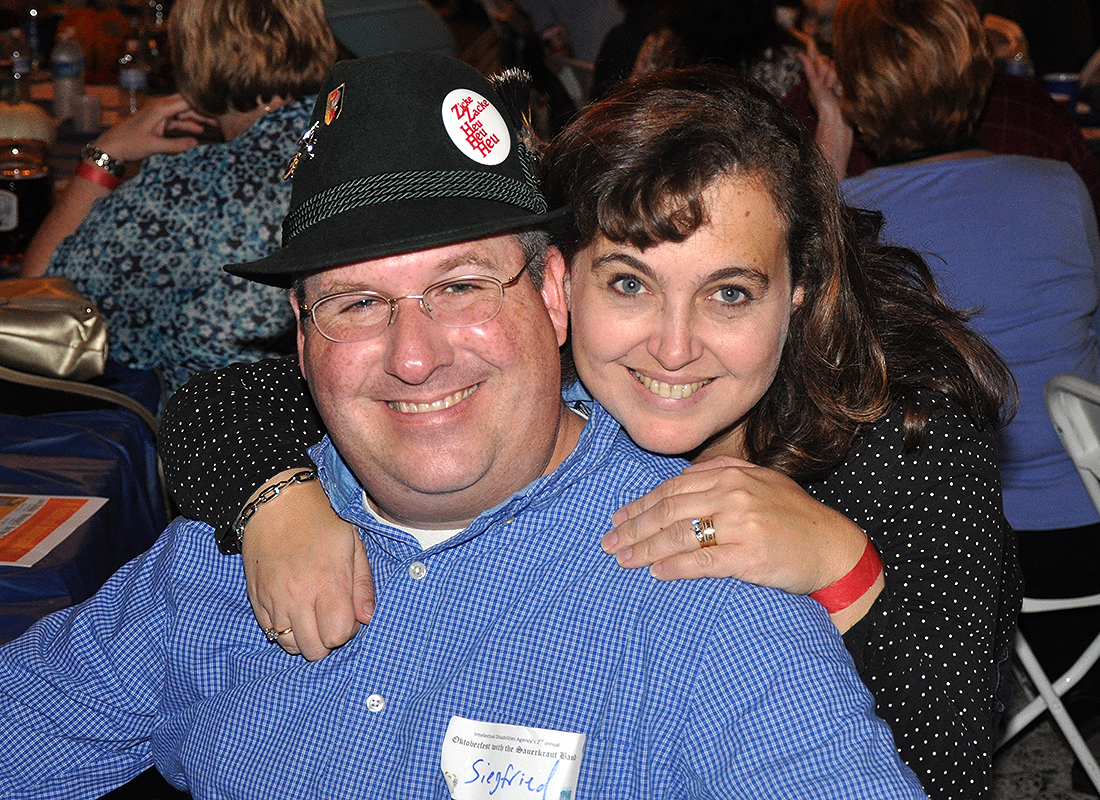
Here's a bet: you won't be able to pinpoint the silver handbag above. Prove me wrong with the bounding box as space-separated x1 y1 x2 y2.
0 276 107 380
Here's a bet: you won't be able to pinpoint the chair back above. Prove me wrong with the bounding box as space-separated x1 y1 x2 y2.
1045 374 1100 514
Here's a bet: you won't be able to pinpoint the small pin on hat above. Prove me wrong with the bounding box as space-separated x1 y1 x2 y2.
323 84 343 125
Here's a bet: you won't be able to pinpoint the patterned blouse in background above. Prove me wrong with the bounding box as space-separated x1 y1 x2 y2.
45 99 314 393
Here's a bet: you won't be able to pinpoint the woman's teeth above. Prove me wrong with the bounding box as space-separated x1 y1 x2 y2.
390 385 478 414
630 370 710 399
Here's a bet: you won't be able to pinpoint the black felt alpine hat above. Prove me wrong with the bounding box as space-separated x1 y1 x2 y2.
227 52 569 287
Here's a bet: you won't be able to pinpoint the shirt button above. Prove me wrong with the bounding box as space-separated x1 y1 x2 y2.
409 561 427 580
366 693 386 713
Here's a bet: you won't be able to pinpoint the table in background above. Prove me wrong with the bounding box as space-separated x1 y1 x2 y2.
0 362 167 643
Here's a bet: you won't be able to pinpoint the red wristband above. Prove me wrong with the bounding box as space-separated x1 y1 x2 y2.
75 161 122 191
810 538 882 613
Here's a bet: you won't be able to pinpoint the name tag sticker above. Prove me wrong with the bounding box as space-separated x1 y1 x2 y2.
441 715 585 800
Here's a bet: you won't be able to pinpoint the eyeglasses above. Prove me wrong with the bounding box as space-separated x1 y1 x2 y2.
300 263 529 343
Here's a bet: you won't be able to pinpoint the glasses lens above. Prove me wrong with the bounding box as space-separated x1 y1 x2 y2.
424 277 504 327
313 292 390 342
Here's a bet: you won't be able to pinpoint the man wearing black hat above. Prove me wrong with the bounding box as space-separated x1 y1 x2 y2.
0 53 927 799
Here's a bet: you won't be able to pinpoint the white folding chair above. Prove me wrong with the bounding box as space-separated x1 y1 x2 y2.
997 373 1100 793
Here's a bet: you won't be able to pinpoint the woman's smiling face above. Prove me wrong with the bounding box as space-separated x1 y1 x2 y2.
566 175 802 459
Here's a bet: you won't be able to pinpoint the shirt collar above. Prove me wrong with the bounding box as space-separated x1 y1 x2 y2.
309 402 624 546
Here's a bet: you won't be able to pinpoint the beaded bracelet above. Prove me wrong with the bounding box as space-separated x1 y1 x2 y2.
74 161 122 191
80 142 126 178
232 469 318 553
810 537 883 613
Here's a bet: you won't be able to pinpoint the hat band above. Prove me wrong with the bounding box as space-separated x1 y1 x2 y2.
283 169 550 243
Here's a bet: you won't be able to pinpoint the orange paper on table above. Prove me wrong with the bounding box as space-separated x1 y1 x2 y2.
0 495 107 566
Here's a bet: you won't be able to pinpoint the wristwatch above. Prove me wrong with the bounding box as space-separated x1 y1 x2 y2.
80 142 126 179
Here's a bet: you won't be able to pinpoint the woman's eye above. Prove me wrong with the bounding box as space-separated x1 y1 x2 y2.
609 275 646 295
712 286 748 305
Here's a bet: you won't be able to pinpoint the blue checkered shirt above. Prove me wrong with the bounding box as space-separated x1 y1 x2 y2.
0 404 926 798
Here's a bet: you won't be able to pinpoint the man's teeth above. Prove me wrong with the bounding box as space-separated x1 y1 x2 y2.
631 370 709 399
390 385 478 414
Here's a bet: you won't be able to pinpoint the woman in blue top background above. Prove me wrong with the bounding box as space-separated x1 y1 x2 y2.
802 0 1100 737
20 0 337 393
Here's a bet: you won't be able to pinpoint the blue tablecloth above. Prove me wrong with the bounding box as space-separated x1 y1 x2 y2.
0 364 167 642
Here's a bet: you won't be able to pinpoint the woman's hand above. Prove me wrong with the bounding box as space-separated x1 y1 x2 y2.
602 456 878 627
796 42 853 182
19 94 219 277
240 470 375 661
93 94 217 164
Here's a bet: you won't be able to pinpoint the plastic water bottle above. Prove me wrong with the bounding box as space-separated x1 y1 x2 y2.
51 27 85 121
117 38 148 115
9 28 30 103
22 7 42 73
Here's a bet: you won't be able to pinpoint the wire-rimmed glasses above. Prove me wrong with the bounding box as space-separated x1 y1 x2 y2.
300 263 529 343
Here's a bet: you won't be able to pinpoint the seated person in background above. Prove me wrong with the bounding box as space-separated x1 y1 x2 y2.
20 0 337 393
795 0 837 51
784 0 1100 231
632 0 805 98
160 61 1020 799
0 53 927 799
590 0 655 99
804 0 1100 741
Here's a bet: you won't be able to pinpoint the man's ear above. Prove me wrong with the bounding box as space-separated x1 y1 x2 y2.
540 246 570 347
289 288 309 381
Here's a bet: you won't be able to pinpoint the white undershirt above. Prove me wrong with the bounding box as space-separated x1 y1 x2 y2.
361 491 465 549
357 406 589 549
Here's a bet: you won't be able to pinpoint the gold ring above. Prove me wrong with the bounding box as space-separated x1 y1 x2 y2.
690 517 717 548
264 626 294 643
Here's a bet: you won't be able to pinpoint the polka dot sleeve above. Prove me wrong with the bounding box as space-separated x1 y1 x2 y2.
805 391 1023 800
160 357 326 553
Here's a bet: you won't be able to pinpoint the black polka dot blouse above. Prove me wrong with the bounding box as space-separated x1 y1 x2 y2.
804 390 1022 800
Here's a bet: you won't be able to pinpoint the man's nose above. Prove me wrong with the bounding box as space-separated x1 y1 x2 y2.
381 297 454 384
